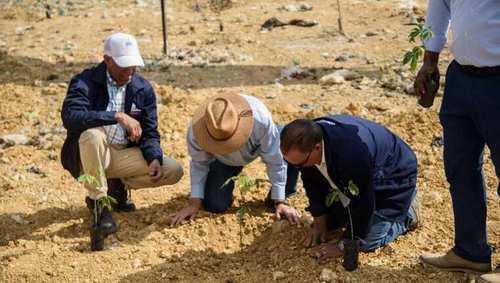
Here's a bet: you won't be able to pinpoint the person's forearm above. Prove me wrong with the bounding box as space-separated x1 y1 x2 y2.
190 161 209 199
266 162 287 200
61 109 117 131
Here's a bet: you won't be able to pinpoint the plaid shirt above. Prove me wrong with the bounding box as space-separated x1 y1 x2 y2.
104 71 128 144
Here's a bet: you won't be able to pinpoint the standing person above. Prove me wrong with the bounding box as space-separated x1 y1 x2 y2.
61 33 183 251
280 116 419 261
416 1 500 280
170 94 300 225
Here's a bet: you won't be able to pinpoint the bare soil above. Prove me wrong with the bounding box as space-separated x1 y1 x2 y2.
0 0 498 282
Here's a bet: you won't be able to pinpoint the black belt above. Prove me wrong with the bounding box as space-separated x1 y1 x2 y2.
459 63 500 77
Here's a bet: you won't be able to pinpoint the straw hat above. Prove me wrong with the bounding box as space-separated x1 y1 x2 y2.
192 94 254 155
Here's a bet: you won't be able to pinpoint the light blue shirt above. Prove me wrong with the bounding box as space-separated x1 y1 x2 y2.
424 0 500 67
104 71 128 144
187 95 287 201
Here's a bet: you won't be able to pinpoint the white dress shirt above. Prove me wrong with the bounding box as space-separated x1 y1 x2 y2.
424 0 500 67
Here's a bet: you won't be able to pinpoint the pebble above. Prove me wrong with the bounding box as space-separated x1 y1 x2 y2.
28 165 47 177
335 53 353 62
404 83 415 95
132 258 142 268
190 56 207 68
0 134 30 148
319 268 337 282
272 271 285 280
319 73 345 85
279 4 313 12
10 214 29 225
333 69 361 81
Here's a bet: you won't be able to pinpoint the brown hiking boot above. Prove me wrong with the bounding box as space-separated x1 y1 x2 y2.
421 250 491 274
479 266 500 283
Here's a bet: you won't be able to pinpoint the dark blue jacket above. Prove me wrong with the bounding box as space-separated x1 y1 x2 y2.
301 115 417 239
60 62 162 178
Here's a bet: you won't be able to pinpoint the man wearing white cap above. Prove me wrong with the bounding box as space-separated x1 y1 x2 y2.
61 33 183 251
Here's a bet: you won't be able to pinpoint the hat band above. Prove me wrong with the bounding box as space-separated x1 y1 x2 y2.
206 109 253 142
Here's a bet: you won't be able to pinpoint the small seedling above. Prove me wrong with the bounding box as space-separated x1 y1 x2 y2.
77 166 117 211
325 180 360 271
402 23 433 72
292 58 301 66
222 174 271 219
325 180 359 207
402 23 437 107
221 174 271 249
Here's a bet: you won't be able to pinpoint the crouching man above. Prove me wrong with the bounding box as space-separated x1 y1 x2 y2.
280 115 419 261
171 93 300 225
61 33 183 251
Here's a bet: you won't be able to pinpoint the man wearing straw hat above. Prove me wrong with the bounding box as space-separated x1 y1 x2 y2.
170 93 300 225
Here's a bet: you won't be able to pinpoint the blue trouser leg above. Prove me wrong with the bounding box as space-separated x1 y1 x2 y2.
203 160 243 213
359 192 417 252
439 61 493 263
284 164 299 197
359 213 408 252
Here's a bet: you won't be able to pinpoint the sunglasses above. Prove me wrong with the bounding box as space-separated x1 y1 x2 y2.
292 151 312 168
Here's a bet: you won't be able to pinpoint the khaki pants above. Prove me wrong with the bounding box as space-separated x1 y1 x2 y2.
78 128 183 199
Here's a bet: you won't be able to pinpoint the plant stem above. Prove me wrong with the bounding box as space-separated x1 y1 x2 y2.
336 0 345 35
347 206 354 240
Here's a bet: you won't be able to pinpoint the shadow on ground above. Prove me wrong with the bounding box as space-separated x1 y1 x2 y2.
117 222 468 283
0 51 382 90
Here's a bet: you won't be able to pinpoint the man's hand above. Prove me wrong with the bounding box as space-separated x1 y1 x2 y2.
115 112 142 142
149 159 163 183
275 202 300 224
414 51 440 98
309 242 343 264
170 198 202 226
302 215 328 247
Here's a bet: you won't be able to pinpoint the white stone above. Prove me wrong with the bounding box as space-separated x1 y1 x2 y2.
10 214 29 225
319 268 337 282
319 73 345 85
0 134 30 147
272 271 285 280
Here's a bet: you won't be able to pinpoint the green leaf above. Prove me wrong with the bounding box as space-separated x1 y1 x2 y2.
108 196 118 204
97 195 116 211
402 51 413 65
347 181 359 196
325 190 340 207
220 176 238 189
77 173 101 188
410 56 418 72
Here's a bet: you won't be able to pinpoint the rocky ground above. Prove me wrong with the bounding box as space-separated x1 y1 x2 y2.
0 0 498 282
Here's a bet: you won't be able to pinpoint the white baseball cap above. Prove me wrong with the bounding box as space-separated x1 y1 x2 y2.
104 33 144 68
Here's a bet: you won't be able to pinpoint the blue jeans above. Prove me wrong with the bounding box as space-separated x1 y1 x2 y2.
325 190 417 252
202 160 298 213
359 199 416 252
438 61 499 263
